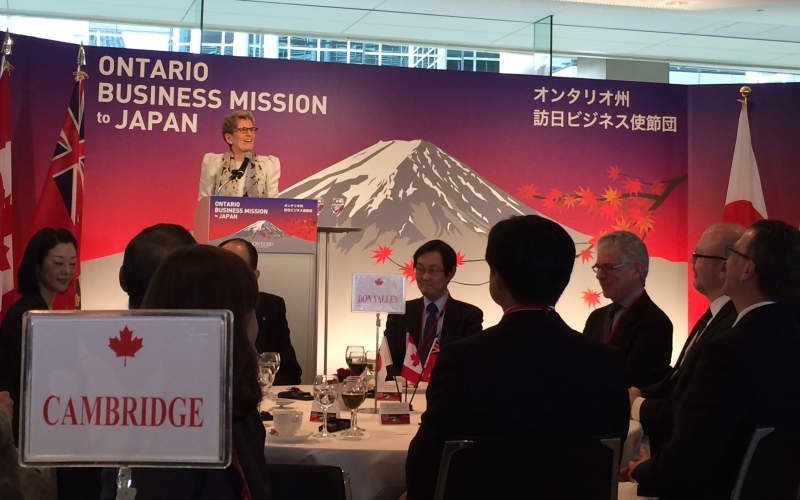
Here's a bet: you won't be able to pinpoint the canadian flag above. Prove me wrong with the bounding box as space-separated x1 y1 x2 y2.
400 332 423 382
0 58 15 320
723 100 767 225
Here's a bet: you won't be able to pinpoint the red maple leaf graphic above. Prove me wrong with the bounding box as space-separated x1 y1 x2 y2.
608 165 621 179
575 186 596 208
456 250 465 267
578 247 593 264
375 278 384 286
547 187 563 200
109 326 143 367
371 245 393 265
516 184 538 200
400 259 416 283
623 178 643 195
581 289 602 309
410 352 421 367
651 180 665 195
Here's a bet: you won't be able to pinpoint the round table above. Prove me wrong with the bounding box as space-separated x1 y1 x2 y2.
263 387 643 500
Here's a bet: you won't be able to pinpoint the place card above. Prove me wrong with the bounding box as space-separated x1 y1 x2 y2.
376 376 402 401
380 402 411 425
310 401 339 422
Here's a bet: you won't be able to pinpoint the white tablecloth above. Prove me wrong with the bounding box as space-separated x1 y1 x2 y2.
263 387 643 500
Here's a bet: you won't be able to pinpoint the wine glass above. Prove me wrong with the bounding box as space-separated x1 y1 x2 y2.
345 346 366 377
341 376 367 437
258 369 275 406
331 197 345 227
312 374 339 439
316 197 324 216
258 352 281 397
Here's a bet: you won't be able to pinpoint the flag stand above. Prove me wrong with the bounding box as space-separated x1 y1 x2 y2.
116 465 136 499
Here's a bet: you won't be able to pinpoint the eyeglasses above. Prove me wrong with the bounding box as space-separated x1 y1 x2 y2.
726 245 750 260
591 263 628 273
232 127 258 133
690 252 727 262
414 267 445 277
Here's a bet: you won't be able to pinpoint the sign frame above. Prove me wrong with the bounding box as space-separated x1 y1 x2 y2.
351 273 407 314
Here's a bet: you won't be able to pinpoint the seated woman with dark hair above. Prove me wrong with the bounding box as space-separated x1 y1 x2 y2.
128 245 270 500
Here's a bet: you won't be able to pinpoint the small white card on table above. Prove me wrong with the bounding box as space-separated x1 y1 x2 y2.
380 402 410 425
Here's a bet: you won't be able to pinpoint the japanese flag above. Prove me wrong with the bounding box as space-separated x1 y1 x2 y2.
375 335 393 383
420 341 440 383
723 102 767 225
400 332 423 382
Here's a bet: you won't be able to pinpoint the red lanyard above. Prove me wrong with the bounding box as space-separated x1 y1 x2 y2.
419 296 449 350
605 290 645 343
503 305 554 315
231 447 252 500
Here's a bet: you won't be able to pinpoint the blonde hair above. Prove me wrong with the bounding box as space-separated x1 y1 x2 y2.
221 111 255 143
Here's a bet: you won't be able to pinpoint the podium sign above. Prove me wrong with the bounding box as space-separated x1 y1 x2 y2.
20 310 232 467
194 196 317 254
351 274 406 314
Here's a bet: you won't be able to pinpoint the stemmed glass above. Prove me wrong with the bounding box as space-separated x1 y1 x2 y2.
341 376 367 437
361 350 379 414
258 352 281 398
312 374 340 439
316 197 324 216
345 346 366 377
331 197 345 227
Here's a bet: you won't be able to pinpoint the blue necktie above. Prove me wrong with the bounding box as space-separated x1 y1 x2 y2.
420 302 439 365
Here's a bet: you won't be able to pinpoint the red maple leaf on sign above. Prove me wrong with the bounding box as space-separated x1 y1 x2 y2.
517 184 538 200
608 165 621 179
375 278 384 286
109 326 143 367
410 352 421 367
581 289 602 309
456 251 465 267
578 247 593 263
602 187 622 207
371 245 392 265
400 259 416 283
636 211 656 235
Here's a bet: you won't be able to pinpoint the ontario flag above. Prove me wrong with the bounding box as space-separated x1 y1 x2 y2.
400 332 423 383
420 341 439 383
28 77 85 309
0 60 15 319
723 100 767 225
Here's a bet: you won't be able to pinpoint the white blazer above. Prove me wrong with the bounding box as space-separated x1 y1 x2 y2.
197 152 281 200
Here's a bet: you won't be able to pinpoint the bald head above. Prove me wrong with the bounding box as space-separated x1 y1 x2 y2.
692 223 746 301
219 238 260 279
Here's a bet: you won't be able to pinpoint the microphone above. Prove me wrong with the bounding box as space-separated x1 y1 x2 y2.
229 151 254 181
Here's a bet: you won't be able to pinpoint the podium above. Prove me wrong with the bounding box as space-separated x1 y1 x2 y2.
195 196 318 383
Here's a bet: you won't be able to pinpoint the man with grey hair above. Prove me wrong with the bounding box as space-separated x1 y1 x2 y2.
583 230 672 387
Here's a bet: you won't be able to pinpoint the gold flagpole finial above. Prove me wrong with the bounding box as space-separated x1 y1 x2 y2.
2 33 11 57
74 42 88 81
738 86 751 109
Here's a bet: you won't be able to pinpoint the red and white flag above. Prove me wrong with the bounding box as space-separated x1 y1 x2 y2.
0 59 15 319
28 76 85 310
420 341 439 383
400 332 423 382
376 335 392 373
723 101 767 225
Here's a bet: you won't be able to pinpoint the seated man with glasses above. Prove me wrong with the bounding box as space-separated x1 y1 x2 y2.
583 230 673 388
384 240 483 377
197 110 280 199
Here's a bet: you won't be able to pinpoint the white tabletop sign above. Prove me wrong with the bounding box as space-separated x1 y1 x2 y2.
351 274 406 314
20 310 232 467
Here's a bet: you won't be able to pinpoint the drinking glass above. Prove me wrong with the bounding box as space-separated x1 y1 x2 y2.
258 352 281 397
316 197 324 216
313 374 339 439
258 368 275 406
331 197 345 226
345 345 366 377
341 376 367 437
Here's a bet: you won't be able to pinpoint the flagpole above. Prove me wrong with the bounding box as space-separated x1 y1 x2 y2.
739 85 751 109
75 42 88 81
1 32 11 75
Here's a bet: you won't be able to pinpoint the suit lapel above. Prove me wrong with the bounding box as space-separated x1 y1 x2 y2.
609 291 650 346
408 298 424 347
439 297 459 344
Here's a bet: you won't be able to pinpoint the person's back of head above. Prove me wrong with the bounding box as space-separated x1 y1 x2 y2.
120 224 196 309
747 219 800 305
486 215 575 305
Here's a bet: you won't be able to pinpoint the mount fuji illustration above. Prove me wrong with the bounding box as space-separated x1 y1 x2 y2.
281 139 589 253
230 220 285 240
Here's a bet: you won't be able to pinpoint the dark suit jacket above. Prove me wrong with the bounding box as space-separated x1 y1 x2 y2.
255 292 302 386
406 310 630 500
384 296 483 377
583 290 672 387
639 299 737 450
632 302 800 500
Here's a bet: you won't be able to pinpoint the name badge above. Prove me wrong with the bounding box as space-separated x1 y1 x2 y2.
380 402 410 425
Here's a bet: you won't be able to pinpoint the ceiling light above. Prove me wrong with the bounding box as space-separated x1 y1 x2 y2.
666 1 688 5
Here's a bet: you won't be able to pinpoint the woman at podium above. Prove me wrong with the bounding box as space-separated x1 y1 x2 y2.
197 110 281 199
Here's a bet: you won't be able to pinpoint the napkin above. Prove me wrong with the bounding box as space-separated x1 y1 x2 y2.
277 387 314 401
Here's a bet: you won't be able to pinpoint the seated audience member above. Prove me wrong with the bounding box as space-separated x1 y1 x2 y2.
0 391 51 500
219 238 302 385
583 230 672 387
405 216 629 500
385 240 483 377
119 223 197 309
129 245 270 499
630 223 744 454
625 220 800 500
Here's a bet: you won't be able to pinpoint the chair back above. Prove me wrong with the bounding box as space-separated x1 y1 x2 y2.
730 425 800 500
266 463 352 500
433 436 620 500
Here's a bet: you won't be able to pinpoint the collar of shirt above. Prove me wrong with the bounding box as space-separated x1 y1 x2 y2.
423 292 449 313
615 287 644 309
733 300 777 327
709 295 731 319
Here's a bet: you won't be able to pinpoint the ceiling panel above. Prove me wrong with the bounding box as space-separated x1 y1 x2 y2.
228 0 385 8
344 23 509 45
358 11 529 33
632 45 786 65
766 53 800 67
203 3 367 23
554 37 655 54
556 24 681 44
656 34 800 54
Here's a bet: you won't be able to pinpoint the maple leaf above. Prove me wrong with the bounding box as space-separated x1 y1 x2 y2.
612 217 633 232
608 165 621 179
371 245 393 265
410 352 421 367
517 184 538 200
542 197 556 209
547 188 563 200
456 251 465 267
375 278 384 286
636 211 656 235
588 231 607 247
109 326 143 367
562 195 577 208
651 180 665 195
578 247 593 263
602 187 622 207
581 289 602 309
600 202 618 220
575 186 597 208
627 206 644 223
399 259 416 283
623 178 643 195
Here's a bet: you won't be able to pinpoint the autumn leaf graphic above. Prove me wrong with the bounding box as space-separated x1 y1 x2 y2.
578 247 594 264
456 250 466 267
581 289 602 309
371 245 393 265
623 178 643 194
608 165 621 179
400 259 416 283
517 184 538 200
109 326 143 367
650 180 665 195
